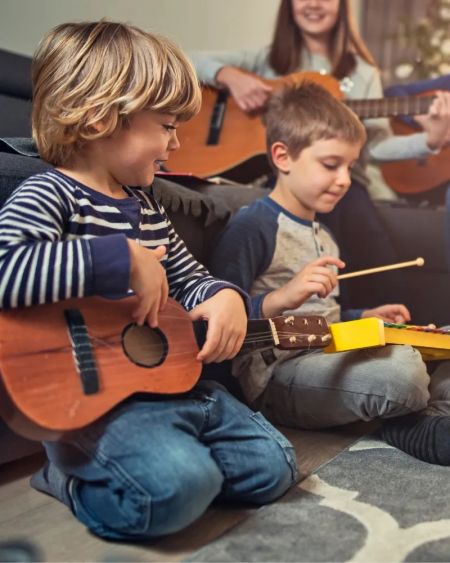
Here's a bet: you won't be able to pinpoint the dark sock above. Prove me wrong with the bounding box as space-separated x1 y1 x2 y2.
381 414 450 465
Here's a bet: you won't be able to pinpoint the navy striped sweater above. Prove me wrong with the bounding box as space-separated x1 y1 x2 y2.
0 170 242 311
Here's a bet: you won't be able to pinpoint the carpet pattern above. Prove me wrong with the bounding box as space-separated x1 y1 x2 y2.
187 436 450 562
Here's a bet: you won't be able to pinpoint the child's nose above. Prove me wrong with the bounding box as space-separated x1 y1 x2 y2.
169 131 180 151
337 168 351 188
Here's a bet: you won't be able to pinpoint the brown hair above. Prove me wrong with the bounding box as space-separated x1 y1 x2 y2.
263 82 366 168
32 20 201 166
268 0 376 79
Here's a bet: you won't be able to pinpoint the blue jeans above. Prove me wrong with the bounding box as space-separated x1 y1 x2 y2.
40 381 297 540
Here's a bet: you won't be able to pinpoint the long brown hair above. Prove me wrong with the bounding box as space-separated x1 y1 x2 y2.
268 0 376 79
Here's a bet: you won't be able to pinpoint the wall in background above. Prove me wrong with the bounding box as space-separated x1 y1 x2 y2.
0 0 362 57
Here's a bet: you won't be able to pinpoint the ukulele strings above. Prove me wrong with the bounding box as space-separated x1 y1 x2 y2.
84 328 323 371
37 309 324 368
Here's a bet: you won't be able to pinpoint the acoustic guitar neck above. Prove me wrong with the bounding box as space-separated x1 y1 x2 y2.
346 96 433 120
168 70 437 180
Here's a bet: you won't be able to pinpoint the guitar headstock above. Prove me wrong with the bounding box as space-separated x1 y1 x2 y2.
270 314 331 350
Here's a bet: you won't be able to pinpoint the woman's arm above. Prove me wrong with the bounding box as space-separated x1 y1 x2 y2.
190 47 275 112
355 62 450 162
190 46 274 85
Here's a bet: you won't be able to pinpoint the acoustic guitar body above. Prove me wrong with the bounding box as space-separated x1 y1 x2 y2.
381 117 450 194
0 296 201 439
168 71 342 179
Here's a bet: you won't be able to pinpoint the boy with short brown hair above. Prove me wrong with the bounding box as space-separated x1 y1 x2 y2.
211 82 450 466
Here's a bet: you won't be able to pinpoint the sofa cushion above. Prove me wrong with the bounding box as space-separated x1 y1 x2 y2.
0 50 33 138
0 150 51 208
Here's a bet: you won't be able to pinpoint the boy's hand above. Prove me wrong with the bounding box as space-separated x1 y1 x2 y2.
361 304 411 324
188 288 247 363
128 240 169 327
262 256 345 318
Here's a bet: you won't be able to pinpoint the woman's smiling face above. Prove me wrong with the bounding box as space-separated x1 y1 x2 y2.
291 0 340 39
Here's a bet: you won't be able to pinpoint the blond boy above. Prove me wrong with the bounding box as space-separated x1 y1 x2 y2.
0 21 297 540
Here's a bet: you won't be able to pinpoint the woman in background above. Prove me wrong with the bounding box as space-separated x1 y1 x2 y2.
192 0 450 309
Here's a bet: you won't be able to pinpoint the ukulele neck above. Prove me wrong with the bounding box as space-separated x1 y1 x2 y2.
193 318 278 354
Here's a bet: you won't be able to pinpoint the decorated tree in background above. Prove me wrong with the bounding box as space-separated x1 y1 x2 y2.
394 0 450 81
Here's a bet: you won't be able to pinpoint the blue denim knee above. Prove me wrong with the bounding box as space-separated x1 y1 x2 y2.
42 381 297 540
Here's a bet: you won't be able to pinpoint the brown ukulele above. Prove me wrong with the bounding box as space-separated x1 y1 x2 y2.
168 71 437 183
0 295 330 440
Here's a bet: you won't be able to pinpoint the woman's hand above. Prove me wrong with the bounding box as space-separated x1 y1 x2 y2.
415 90 450 151
216 66 273 112
361 303 411 324
188 288 247 363
128 240 169 327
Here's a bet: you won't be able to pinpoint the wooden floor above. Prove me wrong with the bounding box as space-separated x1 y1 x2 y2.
0 421 378 562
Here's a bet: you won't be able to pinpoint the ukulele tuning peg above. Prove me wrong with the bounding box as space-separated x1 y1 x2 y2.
284 315 295 325
289 336 297 343
307 334 316 343
321 334 332 342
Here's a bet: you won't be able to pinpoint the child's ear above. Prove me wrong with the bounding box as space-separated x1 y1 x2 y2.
86 109 111 134
89 119 107 134
271 142 291 174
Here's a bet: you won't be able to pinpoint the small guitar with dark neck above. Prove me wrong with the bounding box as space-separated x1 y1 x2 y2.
167 71 438 184
0 296 330 440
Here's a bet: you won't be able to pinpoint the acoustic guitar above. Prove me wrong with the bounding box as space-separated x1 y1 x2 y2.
0 295 330 440
168 71 436 182
380 114 450 195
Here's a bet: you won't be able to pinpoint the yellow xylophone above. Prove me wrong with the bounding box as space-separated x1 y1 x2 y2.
324 317 450 360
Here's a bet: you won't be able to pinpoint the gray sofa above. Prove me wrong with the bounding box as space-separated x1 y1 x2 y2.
1 47 449 467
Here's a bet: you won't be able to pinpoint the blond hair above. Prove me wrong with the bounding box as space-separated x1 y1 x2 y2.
263 82 366 168
32 20 201 166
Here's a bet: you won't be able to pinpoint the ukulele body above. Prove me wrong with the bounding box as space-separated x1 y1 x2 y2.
0 296 200 439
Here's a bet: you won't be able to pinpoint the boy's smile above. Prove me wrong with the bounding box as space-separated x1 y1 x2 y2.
102 110 180 191
62 111 181 198
270 137 361 221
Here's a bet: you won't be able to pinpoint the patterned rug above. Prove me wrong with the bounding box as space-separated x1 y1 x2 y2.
186 436 450 562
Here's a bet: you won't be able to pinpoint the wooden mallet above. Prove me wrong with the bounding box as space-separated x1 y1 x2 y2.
337 257 425 280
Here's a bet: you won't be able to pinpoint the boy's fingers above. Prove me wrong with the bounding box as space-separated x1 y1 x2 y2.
212 332 242 363
147 295 162 328
197 325 223 363
159 278 169 311
314 256 345 268
152 245 166 260
133 296 149 326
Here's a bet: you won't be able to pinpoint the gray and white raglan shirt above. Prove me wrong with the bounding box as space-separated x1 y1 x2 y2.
209 196 362 402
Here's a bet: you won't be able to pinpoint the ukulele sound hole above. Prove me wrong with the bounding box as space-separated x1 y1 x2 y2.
122 324 168 368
